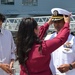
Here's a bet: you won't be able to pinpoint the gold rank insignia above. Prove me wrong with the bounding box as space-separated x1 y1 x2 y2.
64 42 72 51
53 10 58 16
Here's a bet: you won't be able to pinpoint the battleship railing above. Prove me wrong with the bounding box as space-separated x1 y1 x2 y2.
2 15 75 32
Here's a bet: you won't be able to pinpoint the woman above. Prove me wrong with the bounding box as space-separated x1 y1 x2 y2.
16 16 70 75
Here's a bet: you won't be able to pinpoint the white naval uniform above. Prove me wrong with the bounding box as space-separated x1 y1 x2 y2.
45 32 75 75
0 28 16 75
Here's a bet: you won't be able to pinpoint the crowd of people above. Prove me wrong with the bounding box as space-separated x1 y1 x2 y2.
0 8 75 75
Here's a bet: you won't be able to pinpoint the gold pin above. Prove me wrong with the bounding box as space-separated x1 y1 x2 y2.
64 48 70 51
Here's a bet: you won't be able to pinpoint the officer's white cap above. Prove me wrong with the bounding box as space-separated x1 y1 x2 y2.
51 8 71 21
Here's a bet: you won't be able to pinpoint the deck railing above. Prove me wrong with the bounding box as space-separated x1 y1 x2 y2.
2 15 75 32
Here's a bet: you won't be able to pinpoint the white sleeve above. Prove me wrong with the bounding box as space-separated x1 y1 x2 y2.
72 37 75 61
11 34 16 60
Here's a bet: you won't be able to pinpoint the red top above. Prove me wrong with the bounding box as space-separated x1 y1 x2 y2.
20 22 70 75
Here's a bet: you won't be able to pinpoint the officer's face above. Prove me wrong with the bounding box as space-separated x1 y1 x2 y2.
53 19 65 32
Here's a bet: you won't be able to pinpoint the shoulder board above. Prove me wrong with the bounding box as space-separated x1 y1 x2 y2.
50 31 56 34
70 32 75 36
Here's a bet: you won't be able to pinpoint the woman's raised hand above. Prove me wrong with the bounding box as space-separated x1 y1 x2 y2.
47 16 53 25
63 15 70 23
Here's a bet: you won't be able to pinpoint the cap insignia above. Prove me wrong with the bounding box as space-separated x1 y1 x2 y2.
53 10 58 16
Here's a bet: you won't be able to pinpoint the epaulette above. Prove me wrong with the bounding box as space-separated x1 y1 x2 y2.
70 32 75 36
47 31 55 35
50 31 56 34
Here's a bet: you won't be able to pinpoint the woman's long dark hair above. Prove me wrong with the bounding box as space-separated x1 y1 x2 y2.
16 18 42 65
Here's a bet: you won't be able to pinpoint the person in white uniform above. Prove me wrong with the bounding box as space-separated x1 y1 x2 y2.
0 13 16 75
45 8 75 75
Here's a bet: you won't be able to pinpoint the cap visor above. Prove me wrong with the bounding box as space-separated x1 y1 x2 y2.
52 16 63 21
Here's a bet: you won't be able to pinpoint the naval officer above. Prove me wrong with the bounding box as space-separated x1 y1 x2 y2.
45 8 75 75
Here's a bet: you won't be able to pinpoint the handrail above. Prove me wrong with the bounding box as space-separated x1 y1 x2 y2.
2 15 75 32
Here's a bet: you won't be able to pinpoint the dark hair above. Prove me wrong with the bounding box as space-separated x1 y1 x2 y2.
16 18 42 65
0 13 6 22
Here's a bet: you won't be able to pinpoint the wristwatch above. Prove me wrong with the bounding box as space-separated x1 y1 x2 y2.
69 64 73 70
